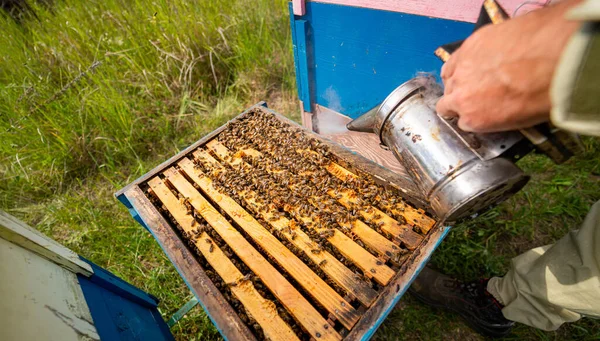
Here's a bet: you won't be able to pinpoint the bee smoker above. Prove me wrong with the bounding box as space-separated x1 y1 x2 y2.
347 76 533 221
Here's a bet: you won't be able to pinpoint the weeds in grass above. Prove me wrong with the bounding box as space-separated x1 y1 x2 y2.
0 0 295 205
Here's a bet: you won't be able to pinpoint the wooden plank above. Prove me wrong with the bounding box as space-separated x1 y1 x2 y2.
180 156 377 306
124 186 257 341
211 141 399 259
163 167 359 330
0 210 93 277
156 169 353 336
195 232 300 341
282 199 395 284
230 141 423 250
290 148 424 249
332 189 423 250
296 148 433 235
293 0 306 15
241 150 400 261
146 180 297 341
324 162 436 233
0 237 100 341
305 0 524 23
204 142 396 285
148 177 339 340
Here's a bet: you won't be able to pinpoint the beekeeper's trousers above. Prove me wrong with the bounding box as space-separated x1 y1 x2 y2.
487 200 600 330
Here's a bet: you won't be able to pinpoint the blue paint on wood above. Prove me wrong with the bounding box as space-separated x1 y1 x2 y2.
295 19 311 112
78 258 174 340
80 258 160 308
167 296 199 328
117 193 150 232
289 2 303 108
298 2 473 118
361 226 452 340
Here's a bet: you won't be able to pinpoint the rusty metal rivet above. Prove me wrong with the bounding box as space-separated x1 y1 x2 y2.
370 268 376 273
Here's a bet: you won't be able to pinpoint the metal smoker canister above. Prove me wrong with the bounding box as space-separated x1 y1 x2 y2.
347 77 530 221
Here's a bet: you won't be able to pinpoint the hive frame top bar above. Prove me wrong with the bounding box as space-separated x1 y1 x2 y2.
116 102 428 211
116 102 450 341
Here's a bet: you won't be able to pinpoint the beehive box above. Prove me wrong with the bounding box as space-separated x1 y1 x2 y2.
116 103 450 341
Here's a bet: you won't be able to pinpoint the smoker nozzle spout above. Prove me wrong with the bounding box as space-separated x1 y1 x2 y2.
346 106 377 133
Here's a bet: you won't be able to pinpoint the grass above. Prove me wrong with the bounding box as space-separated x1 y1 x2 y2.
1 1 598 340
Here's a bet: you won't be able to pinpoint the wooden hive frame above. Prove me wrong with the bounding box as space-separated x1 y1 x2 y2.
116 103 451 341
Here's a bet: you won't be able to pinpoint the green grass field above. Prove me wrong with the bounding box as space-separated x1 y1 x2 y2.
1 1 598 340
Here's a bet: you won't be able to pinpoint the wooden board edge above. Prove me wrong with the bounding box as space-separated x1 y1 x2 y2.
162 166 355 333
123 186 257 341
0 210 94 277
344 225 451 340
180 156 379 306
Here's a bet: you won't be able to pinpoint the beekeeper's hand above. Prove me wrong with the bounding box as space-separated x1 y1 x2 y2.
436 0 581 133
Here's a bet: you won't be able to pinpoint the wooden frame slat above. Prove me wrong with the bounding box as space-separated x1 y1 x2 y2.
229 139 424 250
333 191 423 250
196 232 300 341
145 179 298 340
180 156 378 306
164 166 360 329
204 142 396 285
124 186 257 341
324 162 436 233
210 142 399 259
293 149 425 249
148 176 342 341
161 168 360 331
237 148 401 259
235 141 423 251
